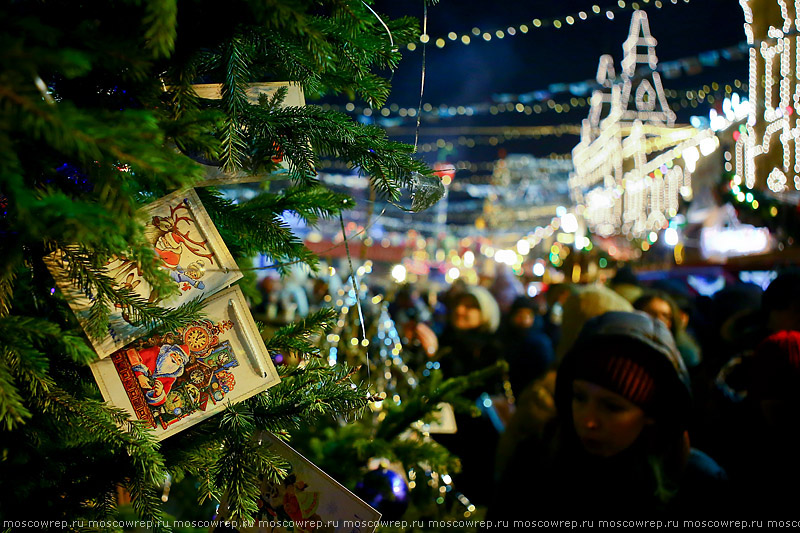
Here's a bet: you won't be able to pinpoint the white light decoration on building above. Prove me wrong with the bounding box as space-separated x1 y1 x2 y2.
683 146 700 172
561 213 579 233
700 225 771 258
736 0 800 193
570 10 717 238
702 94 752 132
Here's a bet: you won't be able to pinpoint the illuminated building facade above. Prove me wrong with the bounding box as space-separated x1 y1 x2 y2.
570 10 717 237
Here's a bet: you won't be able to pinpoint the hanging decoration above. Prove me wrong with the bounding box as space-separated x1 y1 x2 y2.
354 467 409 521
45 188 242 358
90 286 280 440
735 1 800 197
218 432 382 532
189 82 306 185
569 10 719 238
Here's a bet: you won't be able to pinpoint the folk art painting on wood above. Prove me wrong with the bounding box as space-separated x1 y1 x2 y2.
91 286 279 440
45 188 242 358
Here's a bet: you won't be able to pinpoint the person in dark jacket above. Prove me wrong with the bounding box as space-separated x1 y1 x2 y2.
435 285 502 505
499 296 555 398
713 330 800 515
437 285 501 381
489 311 727 523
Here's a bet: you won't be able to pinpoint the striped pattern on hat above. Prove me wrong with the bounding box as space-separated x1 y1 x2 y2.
605 356 656 406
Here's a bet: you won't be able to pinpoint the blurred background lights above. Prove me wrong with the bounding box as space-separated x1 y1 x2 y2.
664 227 679 246
463 250 475 267
561 213 579 233
682 146 700 172
391 264 407 283
494 249 517 265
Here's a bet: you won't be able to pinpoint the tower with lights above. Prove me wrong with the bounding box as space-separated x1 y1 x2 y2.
570 10 717 238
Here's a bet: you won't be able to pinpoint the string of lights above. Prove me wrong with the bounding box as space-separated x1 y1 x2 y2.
319 155 570 172
323 80 748 122
405 0 693 52
735 0 800 195
385 125 707 156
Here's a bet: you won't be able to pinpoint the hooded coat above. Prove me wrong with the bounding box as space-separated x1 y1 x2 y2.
488 312 728 524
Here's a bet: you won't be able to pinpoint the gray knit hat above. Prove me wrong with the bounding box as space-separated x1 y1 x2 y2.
556 311 691 432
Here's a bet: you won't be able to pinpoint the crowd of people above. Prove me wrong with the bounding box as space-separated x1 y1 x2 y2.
255 263 800 519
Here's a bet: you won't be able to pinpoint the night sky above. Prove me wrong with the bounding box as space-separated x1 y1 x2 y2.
364 0 746 161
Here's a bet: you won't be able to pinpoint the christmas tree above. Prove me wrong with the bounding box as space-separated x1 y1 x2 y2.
0 0 444 528
300 290 506 531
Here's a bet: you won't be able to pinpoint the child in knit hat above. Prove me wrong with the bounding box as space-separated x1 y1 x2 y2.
489 311 727 523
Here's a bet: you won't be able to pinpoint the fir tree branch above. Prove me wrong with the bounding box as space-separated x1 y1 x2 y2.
0 315 98 365
376 361 508 441
55 247 205 338
0 88 200 184
0 350 33 430
0 269 15 318
245 105 431 200
250 360 371 431
142 0 178 59
35 388 170 528
219 34 251 172
235 186 352 226
265 307 338 358
3 343 56 401
215 403 261 521
195 189 320 273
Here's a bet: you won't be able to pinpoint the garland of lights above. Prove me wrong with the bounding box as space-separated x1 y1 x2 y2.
735 0 800 195
328 80 747 123
570 10 718 238
404 0 693 52
315 156 575 238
